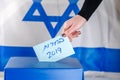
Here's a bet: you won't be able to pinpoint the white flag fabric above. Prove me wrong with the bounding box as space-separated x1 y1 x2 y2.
0 0 120 73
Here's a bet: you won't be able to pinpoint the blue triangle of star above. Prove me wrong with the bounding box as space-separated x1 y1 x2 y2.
23 0 80 38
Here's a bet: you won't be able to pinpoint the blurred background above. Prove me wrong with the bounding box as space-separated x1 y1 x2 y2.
0 0 120 80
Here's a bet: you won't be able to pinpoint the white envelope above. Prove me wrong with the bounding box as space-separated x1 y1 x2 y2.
33 36 75 62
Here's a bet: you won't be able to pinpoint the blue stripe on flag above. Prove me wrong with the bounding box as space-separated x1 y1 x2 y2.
0 46 36 71
0 46 120 72
72 47 120 72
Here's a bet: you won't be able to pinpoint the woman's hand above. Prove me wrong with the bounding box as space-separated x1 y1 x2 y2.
62 15 86 41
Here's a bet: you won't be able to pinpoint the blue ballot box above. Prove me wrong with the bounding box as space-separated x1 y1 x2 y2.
5 57 84 80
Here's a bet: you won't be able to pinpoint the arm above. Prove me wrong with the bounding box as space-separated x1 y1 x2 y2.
78 0 103 20
63 0 103 41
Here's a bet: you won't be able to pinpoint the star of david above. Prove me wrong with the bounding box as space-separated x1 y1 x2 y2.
23 0 80 38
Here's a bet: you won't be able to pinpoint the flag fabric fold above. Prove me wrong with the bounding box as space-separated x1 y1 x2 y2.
0 0 120 73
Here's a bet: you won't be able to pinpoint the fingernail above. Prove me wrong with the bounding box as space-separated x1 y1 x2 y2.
62 33 66 37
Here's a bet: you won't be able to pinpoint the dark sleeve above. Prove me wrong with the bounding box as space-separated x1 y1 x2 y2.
78 0 103 20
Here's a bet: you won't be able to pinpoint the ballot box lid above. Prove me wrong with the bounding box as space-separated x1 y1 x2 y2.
5 57 82 69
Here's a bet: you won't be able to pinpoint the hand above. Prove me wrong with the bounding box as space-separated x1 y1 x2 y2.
62 15 86 41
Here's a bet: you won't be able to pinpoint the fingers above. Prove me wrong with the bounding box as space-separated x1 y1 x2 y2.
71 31 81 38
64 25 80 36
63 20 72 32
62 31 81 42
69 31 81 42
62 15 86 42
62 22 81 42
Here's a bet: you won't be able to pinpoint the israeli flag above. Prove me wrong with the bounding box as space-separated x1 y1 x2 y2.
0 0 120 75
